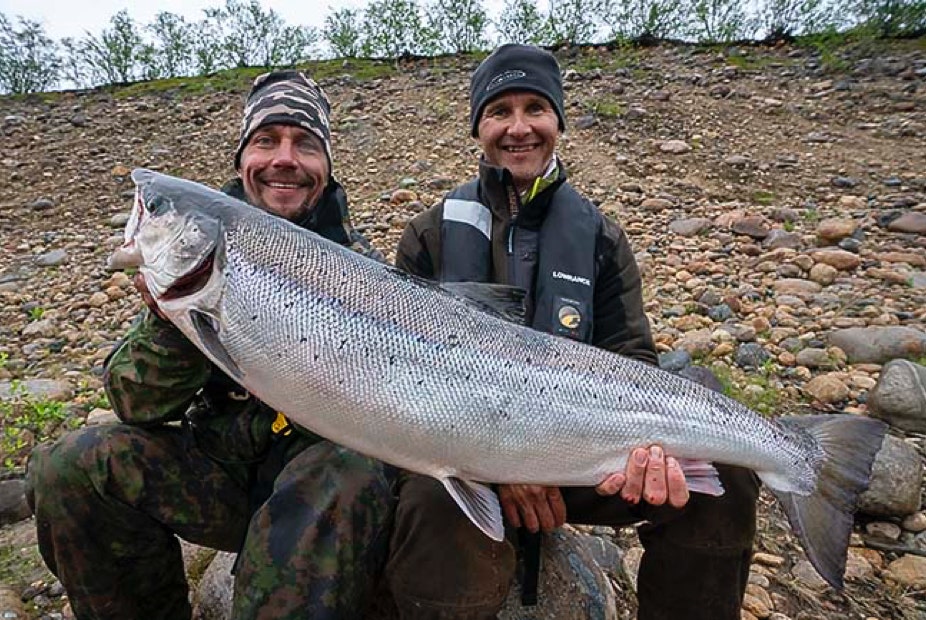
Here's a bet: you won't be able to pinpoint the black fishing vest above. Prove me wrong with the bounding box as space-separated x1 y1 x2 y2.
440 180 600 343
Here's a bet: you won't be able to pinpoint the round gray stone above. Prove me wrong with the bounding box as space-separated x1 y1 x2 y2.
868 359 926 433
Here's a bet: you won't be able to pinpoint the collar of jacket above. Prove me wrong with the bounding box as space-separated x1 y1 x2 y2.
220 176 351 236
476 157 568 229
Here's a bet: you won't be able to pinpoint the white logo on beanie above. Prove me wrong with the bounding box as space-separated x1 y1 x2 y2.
486 70 526 91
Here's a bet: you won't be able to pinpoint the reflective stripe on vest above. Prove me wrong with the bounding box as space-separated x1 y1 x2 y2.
440 181 599 343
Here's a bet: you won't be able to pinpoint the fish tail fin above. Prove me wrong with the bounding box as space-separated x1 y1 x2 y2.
770 414 886 589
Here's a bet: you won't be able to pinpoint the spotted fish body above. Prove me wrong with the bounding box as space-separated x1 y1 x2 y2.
112 169 886 589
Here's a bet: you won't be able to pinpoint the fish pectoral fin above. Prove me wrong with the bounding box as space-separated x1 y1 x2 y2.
675 458 724 496
441 282 528 325
441 477 505 542
189 309 244 381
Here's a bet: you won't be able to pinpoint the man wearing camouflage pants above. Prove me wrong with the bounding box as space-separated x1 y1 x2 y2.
26 70 395 620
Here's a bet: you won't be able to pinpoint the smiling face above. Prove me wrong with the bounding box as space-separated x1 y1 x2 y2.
476 90 560 192
238 124 330 221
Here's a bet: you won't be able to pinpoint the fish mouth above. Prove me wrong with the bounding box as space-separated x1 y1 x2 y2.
107 188 148 270
160 249 216 301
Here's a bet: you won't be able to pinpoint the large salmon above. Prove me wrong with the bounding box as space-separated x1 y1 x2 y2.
110 169 886 588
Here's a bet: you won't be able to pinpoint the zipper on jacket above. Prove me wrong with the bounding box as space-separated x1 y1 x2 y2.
505 182 520 256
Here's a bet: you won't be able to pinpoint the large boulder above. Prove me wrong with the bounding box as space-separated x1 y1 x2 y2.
0 479 31 526
827 327 926 364
191 528 619 620
858 435 922 518
868 359 926 433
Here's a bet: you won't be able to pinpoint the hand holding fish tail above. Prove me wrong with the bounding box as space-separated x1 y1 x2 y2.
596 446 690 509
499 484 567 533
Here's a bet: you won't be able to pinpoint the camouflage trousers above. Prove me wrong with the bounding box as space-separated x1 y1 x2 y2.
387 466 759 620
25 424 395 620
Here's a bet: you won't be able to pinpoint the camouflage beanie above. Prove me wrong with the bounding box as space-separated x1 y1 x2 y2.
234 70 332 172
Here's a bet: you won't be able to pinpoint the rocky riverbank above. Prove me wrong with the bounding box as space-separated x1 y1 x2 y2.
1 39 925 619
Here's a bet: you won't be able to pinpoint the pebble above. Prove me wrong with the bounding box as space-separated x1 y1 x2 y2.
886 212 926 234
88 292 109 308
816 217 857 243
791 559 829 591
742 585 773 618
886 555 926 587
640 198 675 211
389 189 417 205
735 343 770 369
794 348 833 368
752 552 784 567
865 521 902 541
810 248 861 270
902 512 926 533
804 373 849 403
34 249 68 267
28 197 55 211
808 263 837 285
659 139 691 154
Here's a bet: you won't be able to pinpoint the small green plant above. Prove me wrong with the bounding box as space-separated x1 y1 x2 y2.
0 351 7 369
28 306 44 321
783 220 795 232
1 392 70 472
803 209 820 224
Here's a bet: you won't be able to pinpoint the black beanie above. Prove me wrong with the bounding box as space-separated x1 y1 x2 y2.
469 44 565 137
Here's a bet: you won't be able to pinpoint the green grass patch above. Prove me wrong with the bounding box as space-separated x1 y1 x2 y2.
724 53 790 71
0 540 52 598
113 67 264 98
752 190 776 205
113 58 397 99
711 363 782 416
589 97 625 118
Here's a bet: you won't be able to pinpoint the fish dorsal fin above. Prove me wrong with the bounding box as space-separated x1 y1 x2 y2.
441 477 505 541
190 309 245 381
442 282 528 325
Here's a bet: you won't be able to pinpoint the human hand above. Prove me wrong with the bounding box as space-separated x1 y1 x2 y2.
595 445 689 509
499 484 567 533
133 273 168 321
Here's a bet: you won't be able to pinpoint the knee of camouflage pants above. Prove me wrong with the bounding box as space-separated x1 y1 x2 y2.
386 473 516 620
25 425 208 620
232 441 395 620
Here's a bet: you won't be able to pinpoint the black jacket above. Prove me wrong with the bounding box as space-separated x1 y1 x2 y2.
395 158 657 365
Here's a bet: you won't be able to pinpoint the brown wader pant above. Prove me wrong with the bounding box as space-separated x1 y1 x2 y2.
386 464 759 620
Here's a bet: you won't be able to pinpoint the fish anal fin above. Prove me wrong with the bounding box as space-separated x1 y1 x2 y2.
441 477 505 541
675 458 724 496
190 309 245 381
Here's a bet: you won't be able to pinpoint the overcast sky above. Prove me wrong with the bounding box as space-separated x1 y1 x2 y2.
0 0 429 40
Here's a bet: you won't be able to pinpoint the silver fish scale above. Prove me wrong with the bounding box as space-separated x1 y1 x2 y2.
207 209 817 490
